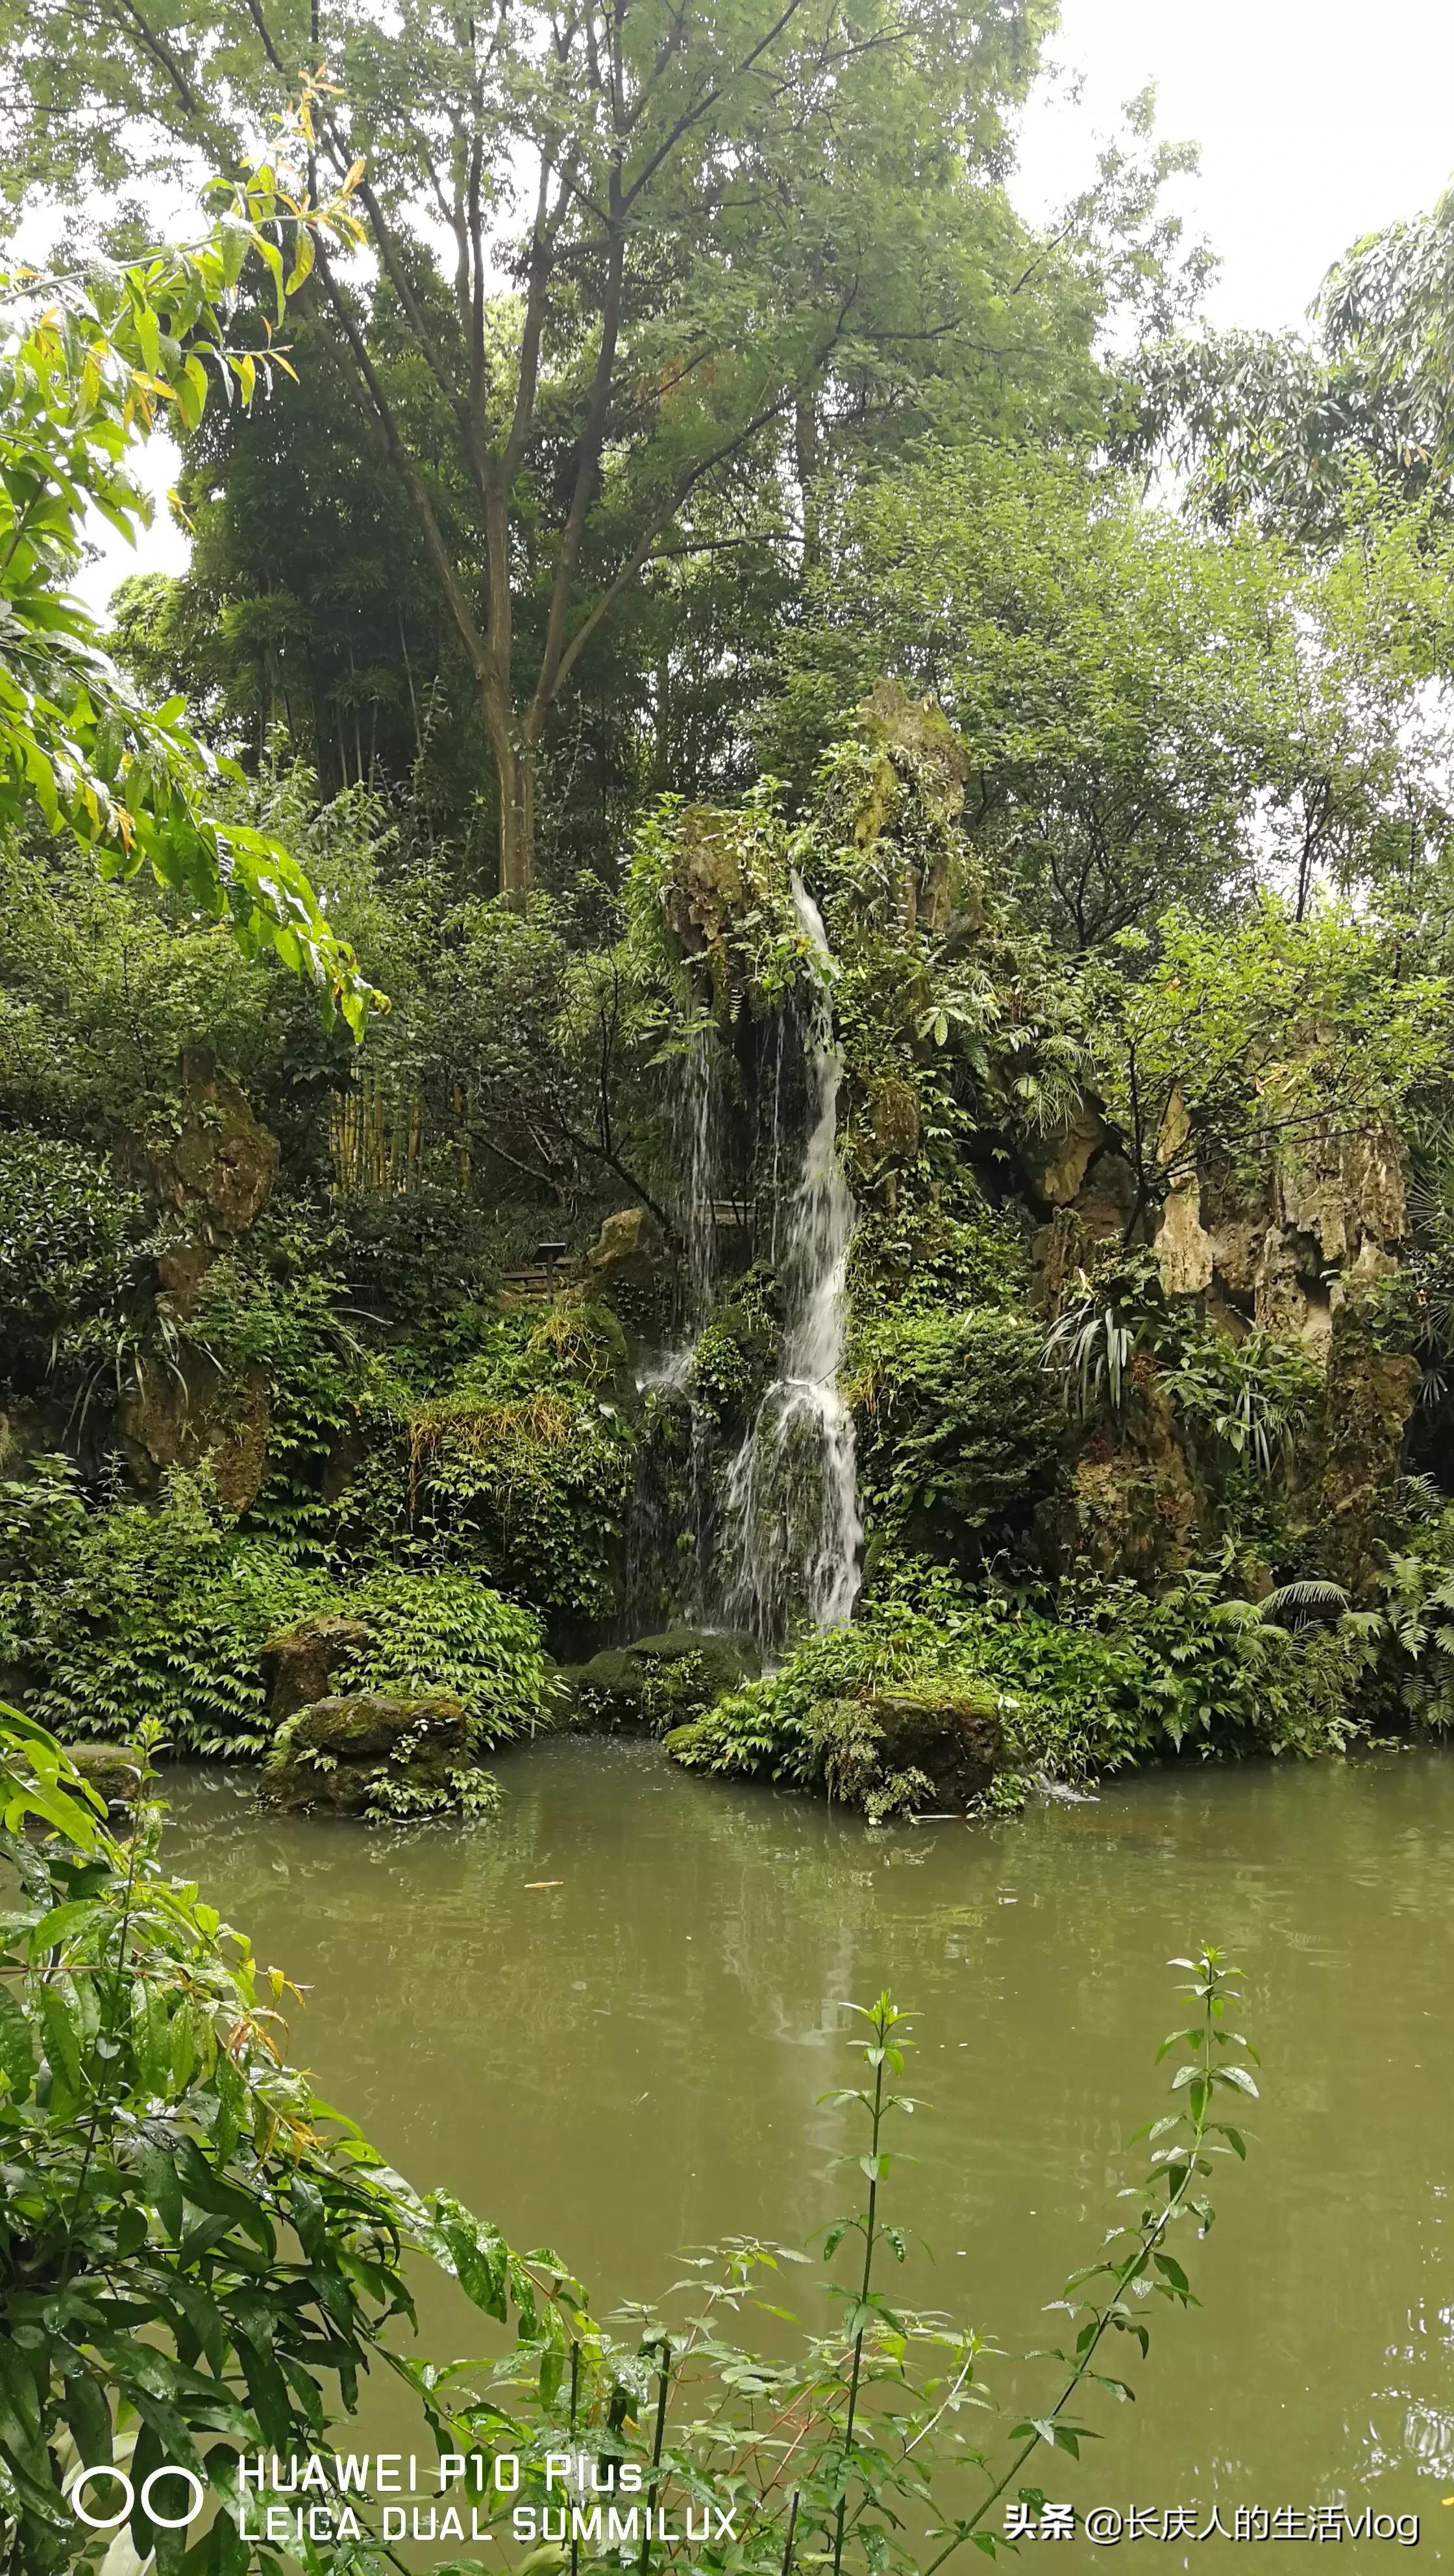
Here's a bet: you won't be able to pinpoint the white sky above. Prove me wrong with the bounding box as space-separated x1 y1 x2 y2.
1014 0 1454 334
77 0 1454 608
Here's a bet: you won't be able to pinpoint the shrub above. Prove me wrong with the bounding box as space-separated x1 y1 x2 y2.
666 1616 998 1818
0 1130 151 1397
0 1460 552 1759
331 1567 554 1745
848 1198 1029 1317
847 1306 1065 1570
872 1559 1370 1775
688 1278 779 1430
404 1299 635 1637
0 1463 338 1755
191 1245 375 1553
676 1559 1371 1812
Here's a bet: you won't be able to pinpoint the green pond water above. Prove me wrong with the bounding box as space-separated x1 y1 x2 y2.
163 1741 1454 2568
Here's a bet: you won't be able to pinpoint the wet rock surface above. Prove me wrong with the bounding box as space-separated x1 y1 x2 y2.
863 1685 1002 1805
60 1743 146 1814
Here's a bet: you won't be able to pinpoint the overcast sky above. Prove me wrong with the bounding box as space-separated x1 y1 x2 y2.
1015 0 1454 334
79 0 1454 608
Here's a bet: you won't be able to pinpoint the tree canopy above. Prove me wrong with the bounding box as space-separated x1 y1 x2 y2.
2 0 1209 897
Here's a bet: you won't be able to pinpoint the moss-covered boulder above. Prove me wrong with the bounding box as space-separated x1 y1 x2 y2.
801 1682 1002 1818
259 1692 501 1822
580 1208 671 1333
564 1627 759 1733
262 1614 374 1722
60 1743 146 1816
666 1621 1004 1820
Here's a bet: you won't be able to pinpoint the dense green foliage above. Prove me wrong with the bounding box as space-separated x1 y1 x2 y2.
0 1463 548 1759
0 176 378 1029
671 1578 1368 1816
6 20 1454 1822
1 0 1213 893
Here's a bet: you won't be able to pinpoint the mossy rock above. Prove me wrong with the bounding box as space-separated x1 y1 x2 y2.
669 1661 1003 1821
59 1743 147 1815
262 1614 373 1722
691 1297 779 1431
858 1682 1001 1807
793 1677 1002 1818
581 1207 672 1335
564 1628 760 1734
259 1691 500 1822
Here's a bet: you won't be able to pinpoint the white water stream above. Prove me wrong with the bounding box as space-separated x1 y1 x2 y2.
719 875 863 1646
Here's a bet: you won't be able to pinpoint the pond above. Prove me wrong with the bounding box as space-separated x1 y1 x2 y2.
164 1742 1454 2564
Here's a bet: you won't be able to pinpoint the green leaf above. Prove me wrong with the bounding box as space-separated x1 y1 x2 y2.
0 1981 36 2099
36 1980 82 2112
28 1897 103 1956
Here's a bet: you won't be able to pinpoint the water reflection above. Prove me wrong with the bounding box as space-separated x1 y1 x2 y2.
164 1742 1454 2541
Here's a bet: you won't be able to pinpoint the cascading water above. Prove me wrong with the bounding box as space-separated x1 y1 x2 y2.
719 875 863 1649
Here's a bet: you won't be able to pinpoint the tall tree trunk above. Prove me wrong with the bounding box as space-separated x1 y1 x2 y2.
496 734 536 910
795 391 822 573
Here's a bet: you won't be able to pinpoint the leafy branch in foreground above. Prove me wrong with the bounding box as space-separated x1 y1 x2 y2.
0 145 382 1032
924 1946 1255 2564
0 1704 1253 2573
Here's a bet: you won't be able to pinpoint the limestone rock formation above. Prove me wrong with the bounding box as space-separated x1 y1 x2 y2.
1022 1100 1107 1211
120 1354 271 1515
1067 1364 1206 1582
143 1046 280 1270
841 680 971 939
119 1049 285 1511
1292 1309 1420 1589
580 1205 671 1331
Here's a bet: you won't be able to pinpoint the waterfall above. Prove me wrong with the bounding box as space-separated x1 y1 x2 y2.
719 874 863 1649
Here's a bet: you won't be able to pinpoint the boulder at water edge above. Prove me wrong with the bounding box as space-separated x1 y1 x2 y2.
563 1626 760 1733
804 1679 1003 1818
258 1692 500 1822
58 1743 147 1816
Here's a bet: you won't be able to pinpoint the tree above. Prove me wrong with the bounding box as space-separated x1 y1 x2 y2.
769 440 1454 946
1 0 1202 902
1128 180 1454 543
1083 897 1454 1241
0 166 380 1030
771 444 1293 947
